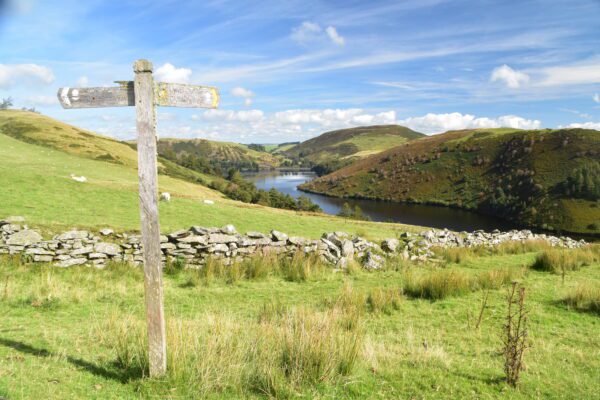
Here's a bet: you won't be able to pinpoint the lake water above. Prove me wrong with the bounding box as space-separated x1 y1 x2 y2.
243 171 520 232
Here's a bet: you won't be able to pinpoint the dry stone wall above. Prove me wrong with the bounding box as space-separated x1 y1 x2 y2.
0 216 588 270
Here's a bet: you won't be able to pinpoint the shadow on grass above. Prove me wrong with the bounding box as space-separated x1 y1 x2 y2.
0 337 144 383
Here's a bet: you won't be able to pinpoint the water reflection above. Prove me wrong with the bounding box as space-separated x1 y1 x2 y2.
243 171 519 232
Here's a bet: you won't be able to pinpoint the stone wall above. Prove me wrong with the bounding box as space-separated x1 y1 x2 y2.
0 216 588 270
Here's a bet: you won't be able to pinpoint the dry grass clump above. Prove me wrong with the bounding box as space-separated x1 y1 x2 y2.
531 247 599 274
325 283 403 316
563 283 600 315
101 304 363 398
403 269 474 300
403 267 524 300
436 240 552 264
183 251 330 286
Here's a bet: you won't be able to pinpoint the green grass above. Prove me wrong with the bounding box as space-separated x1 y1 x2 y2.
1 248 599 399
0 132 420 239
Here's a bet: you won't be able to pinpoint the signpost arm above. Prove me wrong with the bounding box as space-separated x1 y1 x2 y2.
133 59 167 377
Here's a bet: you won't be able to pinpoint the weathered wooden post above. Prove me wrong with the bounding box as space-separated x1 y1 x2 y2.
57 59 220 377
133 60 166 376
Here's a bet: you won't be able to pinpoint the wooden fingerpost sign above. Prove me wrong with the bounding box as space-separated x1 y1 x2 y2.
57 60 220 377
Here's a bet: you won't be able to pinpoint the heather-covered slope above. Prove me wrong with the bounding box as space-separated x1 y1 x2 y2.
301 128 600 234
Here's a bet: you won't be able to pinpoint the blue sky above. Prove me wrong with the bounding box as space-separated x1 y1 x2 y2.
0 0 599 142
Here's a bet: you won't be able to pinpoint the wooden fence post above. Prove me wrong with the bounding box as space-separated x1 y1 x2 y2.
133 59 167 377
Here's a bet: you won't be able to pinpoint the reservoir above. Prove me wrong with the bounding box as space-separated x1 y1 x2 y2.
243 171 520 232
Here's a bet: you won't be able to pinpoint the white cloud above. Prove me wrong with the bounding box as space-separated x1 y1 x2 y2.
397 112 541 134
199 109 265 123
25 95 58 106
292 22 345 46
325 26 345 46
593 93 600 103
562 122 600 131
231 86 255 105
154 63 192 83
76 76 89 87
535 61 600 87
0 63 54 88
490 65 530 89
291 21 322 44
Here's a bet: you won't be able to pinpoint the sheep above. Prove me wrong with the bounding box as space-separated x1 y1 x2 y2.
70 174 87 183
160 192 171 202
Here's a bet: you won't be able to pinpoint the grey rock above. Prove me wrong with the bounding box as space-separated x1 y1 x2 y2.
208 233 238 244
341 239 355 258
177 235 207 245
56 258 88 268
88 253 108 259
246 231 267 239
72 246 94 256
271 230 288 242
94 242 121 256
221 224 237 234
56 230 90 240
381 238 400 253
25 247 54 256
362 251 384 270
6 230 42 246
99 228 114 236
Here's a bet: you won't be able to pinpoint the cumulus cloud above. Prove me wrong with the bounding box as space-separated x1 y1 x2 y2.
154 63 192 83
76 76 89 87
291 22 345 46
561 121 600 131
490 64 530 89
196 109 265 123
231 86 255 106
325 26 345 46
275 108 395 127
0 63 54 88
397 112 541 134
593 93 600 103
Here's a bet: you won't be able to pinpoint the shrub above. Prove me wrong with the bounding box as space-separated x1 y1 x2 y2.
563 284 600 315
502 282 529 387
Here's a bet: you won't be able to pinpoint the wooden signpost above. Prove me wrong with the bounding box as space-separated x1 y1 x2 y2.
58 59 220 377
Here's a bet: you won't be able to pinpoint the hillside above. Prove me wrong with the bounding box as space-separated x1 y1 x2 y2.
0 110 416 239
301 127 600 235
283 125 425 171
156 138 282 173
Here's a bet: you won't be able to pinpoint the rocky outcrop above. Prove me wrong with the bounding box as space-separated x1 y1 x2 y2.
0 217 588 270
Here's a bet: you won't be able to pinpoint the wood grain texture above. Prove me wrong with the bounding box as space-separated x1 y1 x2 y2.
57 83 134 108
133 59 167 377
154 82 219 108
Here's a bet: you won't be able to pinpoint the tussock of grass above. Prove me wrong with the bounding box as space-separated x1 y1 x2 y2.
100 305 363 398
182 252 330 286
325 283 403 316
563 284 600 315
436 240 552 264
531 247 599 274
403 267 525 300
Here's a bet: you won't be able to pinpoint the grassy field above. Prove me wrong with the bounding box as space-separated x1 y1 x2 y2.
303 127 600 234
0 244 598 399
0 129 418 239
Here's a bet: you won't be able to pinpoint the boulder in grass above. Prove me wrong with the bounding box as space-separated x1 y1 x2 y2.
271 230 288 242
6 230 42 246
381 238 399 253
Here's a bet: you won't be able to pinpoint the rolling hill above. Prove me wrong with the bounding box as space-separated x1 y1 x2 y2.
301 127 600 235
156 138 282 174
0 109 416 238
282 125 425 171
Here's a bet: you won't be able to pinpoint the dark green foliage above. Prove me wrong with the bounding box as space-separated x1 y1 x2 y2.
338 202 370 221
0 97 13 110
247 143 266 152
560 163 600 200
